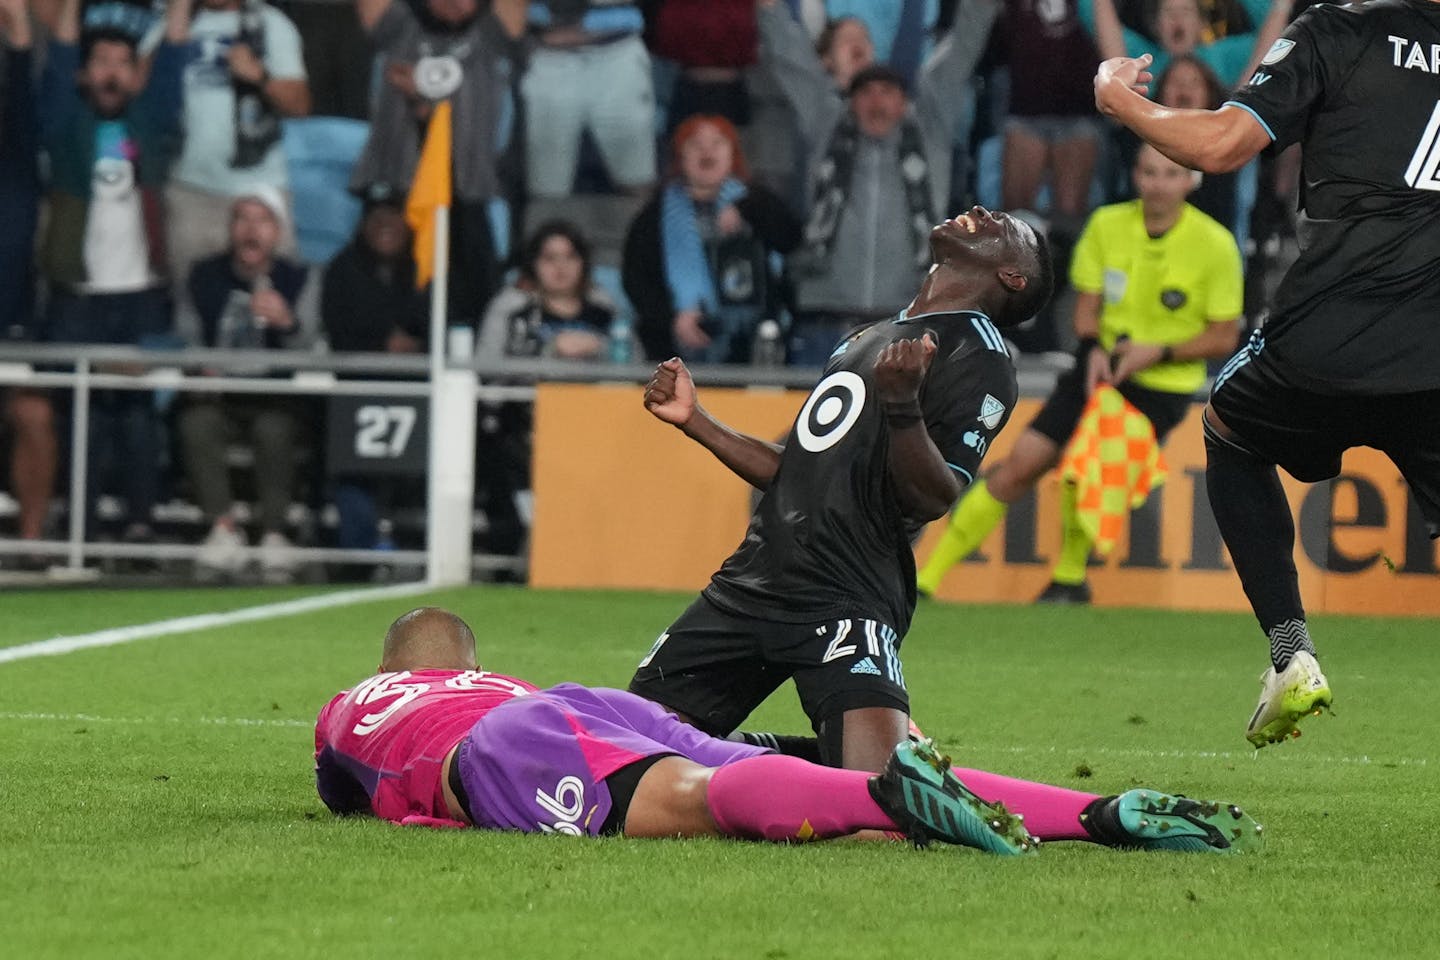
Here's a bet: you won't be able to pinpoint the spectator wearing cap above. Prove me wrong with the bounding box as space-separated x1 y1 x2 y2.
176 187 320 584
322 183 427 355
2 0 56 563
38 0 195 548
622 114 801 363
322 183 426 562
352 0 527 331
755 0 998 365
165 0 312 291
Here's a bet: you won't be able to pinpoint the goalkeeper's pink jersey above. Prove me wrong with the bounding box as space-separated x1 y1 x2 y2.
314 669 538 824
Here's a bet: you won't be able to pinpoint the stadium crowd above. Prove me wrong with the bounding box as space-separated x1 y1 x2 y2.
0 0 1309 580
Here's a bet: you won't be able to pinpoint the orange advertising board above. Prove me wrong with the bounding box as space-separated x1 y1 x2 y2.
530 383 1439 616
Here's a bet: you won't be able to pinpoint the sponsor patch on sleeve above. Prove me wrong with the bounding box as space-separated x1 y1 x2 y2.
1261 38 1295 65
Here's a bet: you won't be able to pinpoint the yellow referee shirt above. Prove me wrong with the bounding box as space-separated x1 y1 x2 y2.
1070 200 1243 394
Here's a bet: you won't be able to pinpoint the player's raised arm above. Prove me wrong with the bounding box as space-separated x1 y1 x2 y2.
643 358 784 490
1094 55 1270 172
874 334 962 521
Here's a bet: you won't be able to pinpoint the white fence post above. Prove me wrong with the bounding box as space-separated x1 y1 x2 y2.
66 357 90 572
425 368 477 585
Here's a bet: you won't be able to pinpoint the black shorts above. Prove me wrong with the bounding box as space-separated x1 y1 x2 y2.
627 594 909 738
1029 361 1193 447
1210 338 1440 537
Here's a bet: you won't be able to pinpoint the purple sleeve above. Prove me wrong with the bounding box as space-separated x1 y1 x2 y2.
315 745 372 816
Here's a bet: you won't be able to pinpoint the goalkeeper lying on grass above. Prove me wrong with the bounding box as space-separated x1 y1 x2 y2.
315 607 1262 854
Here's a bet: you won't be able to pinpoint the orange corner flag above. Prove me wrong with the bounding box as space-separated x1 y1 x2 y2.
405 100 453 290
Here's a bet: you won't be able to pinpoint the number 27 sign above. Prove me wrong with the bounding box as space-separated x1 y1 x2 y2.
325 396 429 476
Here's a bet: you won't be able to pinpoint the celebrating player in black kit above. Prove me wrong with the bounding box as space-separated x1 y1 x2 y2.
1095 1 1440 748
629 207 1053 772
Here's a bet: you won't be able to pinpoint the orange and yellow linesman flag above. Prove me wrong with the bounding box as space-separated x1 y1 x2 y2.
1059 384 1168 557
405 100 453 290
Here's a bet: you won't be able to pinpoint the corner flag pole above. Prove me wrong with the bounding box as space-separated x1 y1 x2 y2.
424 202 452 585
406 100 472 585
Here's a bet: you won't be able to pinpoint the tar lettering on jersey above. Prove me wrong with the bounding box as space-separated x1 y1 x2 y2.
1389 36 1440 73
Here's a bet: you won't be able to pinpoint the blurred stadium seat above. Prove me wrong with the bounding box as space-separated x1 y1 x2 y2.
283 118 371 265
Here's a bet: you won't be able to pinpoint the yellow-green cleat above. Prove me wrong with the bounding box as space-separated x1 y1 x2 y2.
1245 651 1333 748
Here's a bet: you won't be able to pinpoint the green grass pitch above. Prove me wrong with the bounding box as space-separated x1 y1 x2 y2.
2 586 1437 959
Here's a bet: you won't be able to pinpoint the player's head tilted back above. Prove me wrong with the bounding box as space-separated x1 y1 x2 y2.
927 206 1053 328
379 607 478 673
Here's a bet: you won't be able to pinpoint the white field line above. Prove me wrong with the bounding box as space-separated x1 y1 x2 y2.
944 740 1431 768
0 581 437 665
0 710 1430 767
0 711 311 729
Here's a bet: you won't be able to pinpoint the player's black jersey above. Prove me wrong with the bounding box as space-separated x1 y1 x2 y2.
703 310 1018 635
1226 0 1440 394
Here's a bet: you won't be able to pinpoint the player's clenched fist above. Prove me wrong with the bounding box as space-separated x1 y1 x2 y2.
643 357 697 428
1094 54 1153 116
873 333 937 404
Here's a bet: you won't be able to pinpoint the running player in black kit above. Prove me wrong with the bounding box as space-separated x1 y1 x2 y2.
1095 1 1440 747
629 207 1053 772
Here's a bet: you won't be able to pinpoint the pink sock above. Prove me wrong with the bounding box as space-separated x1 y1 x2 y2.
706 755 893 842
952 767 1099 841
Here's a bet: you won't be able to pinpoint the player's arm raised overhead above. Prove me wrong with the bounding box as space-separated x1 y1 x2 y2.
874 334 962 522
1094 54 1271 173
644 358 784 490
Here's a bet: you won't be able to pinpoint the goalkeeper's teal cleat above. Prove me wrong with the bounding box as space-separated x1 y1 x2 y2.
1246 651 1333 748
1084 789 1265 853
869 738 1038 855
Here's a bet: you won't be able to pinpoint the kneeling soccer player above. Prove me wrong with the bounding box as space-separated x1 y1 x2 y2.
315 608 1263 854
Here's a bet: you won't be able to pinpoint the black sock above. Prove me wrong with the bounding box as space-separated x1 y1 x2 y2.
733 731 824 764
1265 618 1316 673
1204 423 1313 670
1078 795 1130 847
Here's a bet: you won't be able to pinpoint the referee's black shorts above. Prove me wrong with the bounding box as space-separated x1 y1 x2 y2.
1028 359 1194 447
1209 337 1440 538
628 595 909 738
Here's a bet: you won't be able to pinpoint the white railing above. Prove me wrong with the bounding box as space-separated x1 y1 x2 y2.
0 341 1071 584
